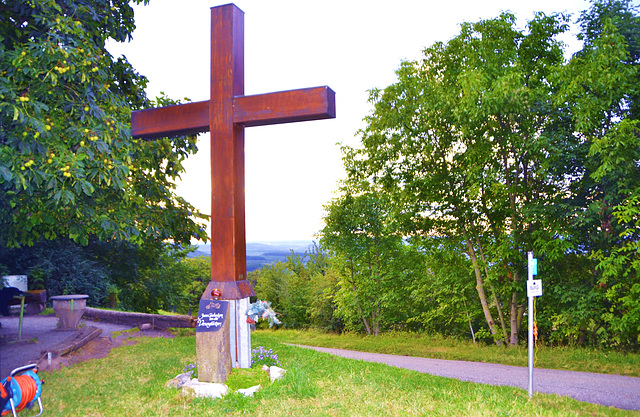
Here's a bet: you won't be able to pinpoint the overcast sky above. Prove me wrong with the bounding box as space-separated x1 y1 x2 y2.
106 0 592 242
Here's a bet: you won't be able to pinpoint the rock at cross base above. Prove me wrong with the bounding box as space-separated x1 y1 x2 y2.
236 384 261 397
165 371 193 388
264 365 287 382
181 379 228 399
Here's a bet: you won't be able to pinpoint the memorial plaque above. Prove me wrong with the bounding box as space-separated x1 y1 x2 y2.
196 300 228 332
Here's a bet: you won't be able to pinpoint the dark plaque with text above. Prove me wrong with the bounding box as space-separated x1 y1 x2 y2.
196 300 228 332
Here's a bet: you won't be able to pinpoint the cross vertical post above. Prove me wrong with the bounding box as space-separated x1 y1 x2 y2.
131 3 335 383
210 5 246 287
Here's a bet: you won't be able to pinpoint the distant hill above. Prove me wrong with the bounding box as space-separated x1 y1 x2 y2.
187 241 314 272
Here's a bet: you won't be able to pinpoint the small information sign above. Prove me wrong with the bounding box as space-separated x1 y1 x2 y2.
196 300 228 332
527 279 543 297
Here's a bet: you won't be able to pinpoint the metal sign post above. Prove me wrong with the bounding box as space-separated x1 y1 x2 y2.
527 251 542 398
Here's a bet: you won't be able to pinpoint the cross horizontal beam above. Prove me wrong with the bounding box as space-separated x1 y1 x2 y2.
234 86 336 127
131 86 335 139
132 101 209 140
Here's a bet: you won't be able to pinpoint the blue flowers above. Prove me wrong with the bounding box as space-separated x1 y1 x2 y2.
251 346 280 367
182 362 197 377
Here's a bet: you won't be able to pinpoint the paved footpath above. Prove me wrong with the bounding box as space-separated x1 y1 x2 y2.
294 345 640 411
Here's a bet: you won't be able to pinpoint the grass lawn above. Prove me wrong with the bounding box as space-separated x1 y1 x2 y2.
15 329 639 416
258 329 640 378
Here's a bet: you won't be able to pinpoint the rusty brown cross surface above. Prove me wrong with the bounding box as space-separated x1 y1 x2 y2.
131 4 336 300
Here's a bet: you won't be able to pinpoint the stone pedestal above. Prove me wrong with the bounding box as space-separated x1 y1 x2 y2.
50 294 88 329
196 300 231 382
229 298 252 368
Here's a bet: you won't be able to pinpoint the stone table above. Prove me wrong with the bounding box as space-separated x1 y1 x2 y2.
50 295 89 330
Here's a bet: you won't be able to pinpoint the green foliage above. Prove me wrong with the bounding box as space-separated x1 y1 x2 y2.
0 236 208 314
0 239 111 305
303 244 342 332
407 238 483 340
253 261 305 328
0 0 208 247
340 12 574 344
320 190 416 335
247 2 640 350
87 240 204 314
174 256 211 315
250 243 341 332
0 238 209 312
536 254 607 346
554 1 640 349
0 0 210 314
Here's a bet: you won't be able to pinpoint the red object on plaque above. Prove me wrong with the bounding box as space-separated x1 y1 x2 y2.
211 288 222 299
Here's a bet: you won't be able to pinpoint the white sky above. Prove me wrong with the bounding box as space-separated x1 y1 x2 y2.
106 0 590 242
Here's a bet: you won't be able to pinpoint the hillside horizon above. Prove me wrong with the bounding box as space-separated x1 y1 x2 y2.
187 240 315 272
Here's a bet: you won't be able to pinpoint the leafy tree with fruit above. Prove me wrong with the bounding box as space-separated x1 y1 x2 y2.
0 0 208 247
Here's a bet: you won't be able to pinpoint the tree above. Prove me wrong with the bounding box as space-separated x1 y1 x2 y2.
175 256 211 315
347 12 573 345
320 188 411 335
85 239 197 313
0 0 208 247
557 0 640 347
303 242 343 332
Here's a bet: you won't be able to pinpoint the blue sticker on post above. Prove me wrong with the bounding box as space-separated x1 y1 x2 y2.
531 258 538 276
196 300 228 332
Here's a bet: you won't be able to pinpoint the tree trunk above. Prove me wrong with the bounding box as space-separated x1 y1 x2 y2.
463 298 476 343
476 236 508 343
362 315 372 335
491 285 508 344
509 270 523 346
464 234 500 343
517 303 526 336
348 258 372 335
373 309 380 336
509 291 519 346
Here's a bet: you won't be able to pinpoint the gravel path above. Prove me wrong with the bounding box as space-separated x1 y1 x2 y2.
294 345 640 411
0 314 133 377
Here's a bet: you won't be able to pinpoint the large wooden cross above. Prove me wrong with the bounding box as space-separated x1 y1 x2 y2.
131 4 335 300
130 4 335 382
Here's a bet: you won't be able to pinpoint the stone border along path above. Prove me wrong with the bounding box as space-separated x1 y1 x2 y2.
291 344 640 411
